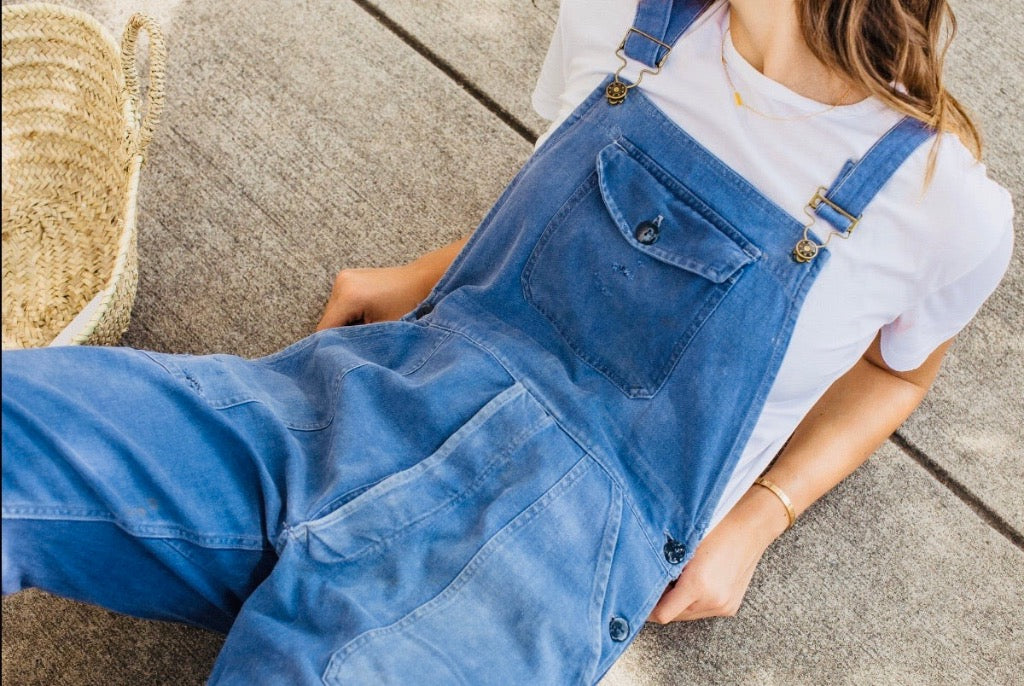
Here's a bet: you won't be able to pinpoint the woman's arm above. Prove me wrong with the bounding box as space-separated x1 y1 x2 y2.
648 332 953 623
316 236 469 330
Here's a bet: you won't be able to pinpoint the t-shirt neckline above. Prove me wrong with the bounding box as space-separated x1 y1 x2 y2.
719 13 889 120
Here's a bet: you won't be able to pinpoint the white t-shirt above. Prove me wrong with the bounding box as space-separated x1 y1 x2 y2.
532 0 1014 529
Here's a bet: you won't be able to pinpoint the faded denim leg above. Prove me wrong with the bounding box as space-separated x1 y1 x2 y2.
2 322 520 644
2 345 285 632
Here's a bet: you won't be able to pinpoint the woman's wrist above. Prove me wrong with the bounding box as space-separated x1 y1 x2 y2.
401 259 443 302
405 235 470 298
724 482 793 548
752 476 797 530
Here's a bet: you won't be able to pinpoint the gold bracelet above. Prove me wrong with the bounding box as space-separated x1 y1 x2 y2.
753 476 797 530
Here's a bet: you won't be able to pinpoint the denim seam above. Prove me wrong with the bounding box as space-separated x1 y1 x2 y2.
324 322 428 342
634 91 797 219
522 174 660 395
520 171 599 290
150 326 450 431
610 132 821 289
255 331 327 365
827 119 899 201
582 480 624 686
759 256 812 307
428 145 545 304
585 457 672 575
276 324 454 429
594 570 677 682
399 328 453 377
554 408 674 570
142 348 355 432
599 168 753 280
138 349 179 376
206 360 357 431
531 73 613 154
285 326 449 427
260 323 428 370
423 324 519 383
301 478 388 526
610 133 814 303
322 455 593 683
200 363 363 432
3 506 267 550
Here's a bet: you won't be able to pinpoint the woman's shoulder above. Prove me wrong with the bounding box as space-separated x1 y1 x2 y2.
926 133 1012 216
554 0 636 49
898 130 1014 276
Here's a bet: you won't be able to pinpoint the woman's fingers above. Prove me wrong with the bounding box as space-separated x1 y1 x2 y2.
649 574 741 624
648 578 699 624
316 271 368 330
316 266 433 331
315 302 361 331
646 516 764 624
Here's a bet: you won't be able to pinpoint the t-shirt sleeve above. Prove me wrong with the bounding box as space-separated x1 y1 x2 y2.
531 13 566 122
880 217 1014 371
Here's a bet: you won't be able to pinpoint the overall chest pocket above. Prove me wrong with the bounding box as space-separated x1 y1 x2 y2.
522 140 759 398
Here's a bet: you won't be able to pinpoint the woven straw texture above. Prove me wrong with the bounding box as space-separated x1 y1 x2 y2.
1 3 164 348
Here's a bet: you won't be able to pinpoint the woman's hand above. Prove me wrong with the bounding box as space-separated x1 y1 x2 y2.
647 486 788 623
647 335 951 624
317 236 470 331
316 265 433 330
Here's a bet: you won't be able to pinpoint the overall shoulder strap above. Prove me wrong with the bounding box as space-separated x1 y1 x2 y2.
623 0 717 68
813 116 934 233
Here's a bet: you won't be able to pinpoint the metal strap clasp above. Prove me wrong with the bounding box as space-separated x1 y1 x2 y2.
792 187 862 263
606 28 673 105
808 189 860 234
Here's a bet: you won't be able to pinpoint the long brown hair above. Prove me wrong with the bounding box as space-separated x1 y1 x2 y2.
799 0 982 167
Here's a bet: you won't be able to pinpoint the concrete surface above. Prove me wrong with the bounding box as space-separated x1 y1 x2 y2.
893 0 1024 536
358 0 558 137
2 0 1021 684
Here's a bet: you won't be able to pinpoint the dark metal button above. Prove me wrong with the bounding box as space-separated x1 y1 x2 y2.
663 537 686 565
634 220 660 245
608 616 630 642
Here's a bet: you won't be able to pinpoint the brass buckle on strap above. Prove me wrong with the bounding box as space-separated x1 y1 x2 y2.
606 28 673 105
792 187 862 263
808 188 860 234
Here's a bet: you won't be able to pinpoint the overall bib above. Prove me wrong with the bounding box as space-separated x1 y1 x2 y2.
1 1 931 683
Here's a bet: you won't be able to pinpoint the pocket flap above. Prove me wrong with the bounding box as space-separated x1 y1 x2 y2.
596 142 757 283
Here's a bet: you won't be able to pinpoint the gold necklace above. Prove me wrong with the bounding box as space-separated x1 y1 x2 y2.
721 29 852 122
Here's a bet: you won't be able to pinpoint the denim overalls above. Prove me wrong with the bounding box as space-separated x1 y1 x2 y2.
2 1 931 683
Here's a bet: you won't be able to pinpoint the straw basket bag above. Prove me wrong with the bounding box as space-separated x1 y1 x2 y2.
1 3 165 348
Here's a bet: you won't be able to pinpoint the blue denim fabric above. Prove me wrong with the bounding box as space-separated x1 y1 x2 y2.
2 2 932 681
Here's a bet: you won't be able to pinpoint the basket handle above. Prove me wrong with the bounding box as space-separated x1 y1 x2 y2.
120 13 167 161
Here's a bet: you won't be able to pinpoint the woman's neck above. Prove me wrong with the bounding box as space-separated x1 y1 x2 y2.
727 0 867 105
